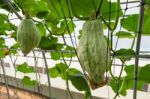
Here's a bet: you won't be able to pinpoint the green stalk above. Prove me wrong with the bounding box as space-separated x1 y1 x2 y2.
109 0 120 80
131 36 136 49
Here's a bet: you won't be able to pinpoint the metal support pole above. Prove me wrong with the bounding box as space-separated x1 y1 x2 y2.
42 51 52 99
133 0 145 99
0 58 11 99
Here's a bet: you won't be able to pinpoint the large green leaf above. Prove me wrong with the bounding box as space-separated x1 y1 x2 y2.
68 68 91 98
46 0 122 20
49 65 91 98
14 0 49 18
46 0 73 19
121 14 150 35
70 0 122 20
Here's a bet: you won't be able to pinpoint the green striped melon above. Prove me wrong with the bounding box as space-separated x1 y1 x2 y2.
17 19 41 56
77 20 110 89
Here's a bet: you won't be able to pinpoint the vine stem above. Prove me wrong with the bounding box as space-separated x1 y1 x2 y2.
133 0 145 99
110 0 120 51
131 36 136 49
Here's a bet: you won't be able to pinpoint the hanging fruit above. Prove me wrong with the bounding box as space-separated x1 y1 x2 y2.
17 19 41 56
77 19 110 89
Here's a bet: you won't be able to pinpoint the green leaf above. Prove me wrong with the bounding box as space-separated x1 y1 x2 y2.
0 14 16 34
48 65 91 98
36 23 46 36
55 63 68 79
109 65 145 96
124 65 144 90
67 68 91 98
22 76 37 87
10 43 20 54
48 63 68 79
145 0 150 15
124 65 135 78
17 62 34 73
51 52 61 60
15 0 49 18
63 46 76 58
70 0 122 20
48 67 60 78
109 77 122 94
115 31 134 38
119 77 127 96
45 13 59 33
121 15 138 33
0 0 18 11
122 14 150 35
103 22 115 30
46 0 122 21
109 77 127 96
38 36 58 50
0 14 7 23
109 76 144 97
100 1 123 20
125 76 144 90
50 19 76 35
34 1 49 18
139 64 150 83
114 49 135 61
46 0 73 18
67 68 81 75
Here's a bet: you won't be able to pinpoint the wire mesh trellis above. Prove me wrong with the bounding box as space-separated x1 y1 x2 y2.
0 0 150 99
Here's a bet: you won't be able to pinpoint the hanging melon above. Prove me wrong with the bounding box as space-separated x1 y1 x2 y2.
17 19 41 56
77 19 110 89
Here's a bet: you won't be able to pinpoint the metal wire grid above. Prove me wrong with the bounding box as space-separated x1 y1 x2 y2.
0 0 149 99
